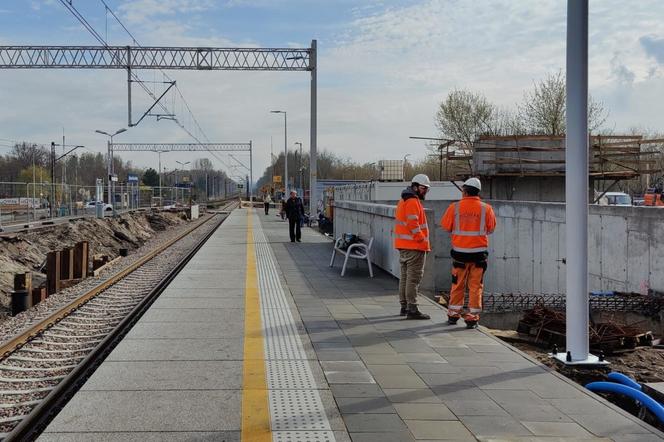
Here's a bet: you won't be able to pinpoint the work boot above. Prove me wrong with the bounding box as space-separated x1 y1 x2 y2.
465 320 478 329
447 316 459 325
406 304 430 320
399 302 408 316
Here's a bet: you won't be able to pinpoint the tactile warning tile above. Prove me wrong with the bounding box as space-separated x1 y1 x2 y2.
253 215 335 441
273 431 336 442
267 360 318 389
269 389 331 431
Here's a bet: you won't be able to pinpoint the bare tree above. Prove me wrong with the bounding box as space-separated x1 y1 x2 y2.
519 71 608 135
435 89 502 145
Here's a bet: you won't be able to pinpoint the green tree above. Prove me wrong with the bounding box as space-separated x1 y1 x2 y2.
142 167 160 187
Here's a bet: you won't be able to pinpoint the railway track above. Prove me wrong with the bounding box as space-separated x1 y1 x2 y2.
0 201 238 441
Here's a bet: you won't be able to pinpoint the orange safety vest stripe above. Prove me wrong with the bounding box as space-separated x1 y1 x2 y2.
441 197 495 253
394 197 430 252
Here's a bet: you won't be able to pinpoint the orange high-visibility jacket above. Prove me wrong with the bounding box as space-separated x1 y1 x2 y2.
394 194 430 252
441 196 496 253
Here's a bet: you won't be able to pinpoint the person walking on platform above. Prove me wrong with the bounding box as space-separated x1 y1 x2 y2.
394 174 432 320
285 190 305 242
440 177 496 329
264 193 272 215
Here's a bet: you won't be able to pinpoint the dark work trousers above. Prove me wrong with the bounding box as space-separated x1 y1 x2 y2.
264 202 270 215
288 217 301 241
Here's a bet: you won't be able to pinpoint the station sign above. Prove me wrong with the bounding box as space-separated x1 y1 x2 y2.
127 174 139 183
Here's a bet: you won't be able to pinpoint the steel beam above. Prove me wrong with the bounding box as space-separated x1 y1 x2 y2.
111 143 251 152
0 46 311 71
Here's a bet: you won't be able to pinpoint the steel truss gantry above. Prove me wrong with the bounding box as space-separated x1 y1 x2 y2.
110 142 253 196
0 42 318 213
111 142 251 152
0 46 310 70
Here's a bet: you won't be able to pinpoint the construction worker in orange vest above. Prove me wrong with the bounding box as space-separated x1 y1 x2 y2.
394 174 432 320
440 177 496 328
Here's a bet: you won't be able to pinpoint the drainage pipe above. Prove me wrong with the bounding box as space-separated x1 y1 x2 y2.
586 382 664 423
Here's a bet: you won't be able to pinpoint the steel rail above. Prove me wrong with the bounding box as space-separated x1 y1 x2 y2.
0 202 235 358
4 202 237 441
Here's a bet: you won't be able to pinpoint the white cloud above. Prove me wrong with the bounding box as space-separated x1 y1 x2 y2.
117 0 214 25
4 0 664 183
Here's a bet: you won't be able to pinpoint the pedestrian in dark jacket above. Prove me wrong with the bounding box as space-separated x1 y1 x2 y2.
284 190 305 242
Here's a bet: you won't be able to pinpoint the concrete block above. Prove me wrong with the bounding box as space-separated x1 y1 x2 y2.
588 214 602 276
649 222 664 291
601 215 628 285
517 218 534 293
533 203 547 221
557 223 566 293
544 205 565 223
497 204 515 218
540 223 560 293
626 230 650 293
533 220 543 293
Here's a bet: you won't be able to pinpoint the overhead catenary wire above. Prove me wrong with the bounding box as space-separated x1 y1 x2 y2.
58 0 242 179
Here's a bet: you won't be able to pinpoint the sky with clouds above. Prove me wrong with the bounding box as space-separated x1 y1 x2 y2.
1 0 664 182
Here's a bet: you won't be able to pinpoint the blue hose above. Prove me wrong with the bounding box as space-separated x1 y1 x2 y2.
586 382 664 423
607 372 642 391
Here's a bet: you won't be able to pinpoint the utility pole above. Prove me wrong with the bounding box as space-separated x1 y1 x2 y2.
271 136 274 194
310 39 318 218
295 142 303 193
50 142 55 218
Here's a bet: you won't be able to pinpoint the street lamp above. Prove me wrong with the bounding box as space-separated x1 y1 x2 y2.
294 142 303 192
271 110 288 194
95 128 127 208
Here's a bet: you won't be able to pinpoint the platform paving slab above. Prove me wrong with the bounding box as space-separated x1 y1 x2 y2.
80 360 242 391
258 214 664 442
43 390 241 433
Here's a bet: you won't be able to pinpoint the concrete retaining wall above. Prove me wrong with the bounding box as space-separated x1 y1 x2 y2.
334 199 664 295
332 200 437 292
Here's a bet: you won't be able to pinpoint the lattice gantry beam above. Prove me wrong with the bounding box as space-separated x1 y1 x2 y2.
0 46 311 71
111 143 251 152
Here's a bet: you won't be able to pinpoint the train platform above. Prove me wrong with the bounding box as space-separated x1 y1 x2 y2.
40 208 663 441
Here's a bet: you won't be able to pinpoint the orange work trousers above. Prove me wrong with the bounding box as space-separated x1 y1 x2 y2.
447 261 486 321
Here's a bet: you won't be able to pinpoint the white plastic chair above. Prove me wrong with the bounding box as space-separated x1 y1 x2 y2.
329 236 374 277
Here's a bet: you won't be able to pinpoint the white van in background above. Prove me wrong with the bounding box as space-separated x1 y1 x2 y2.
596 191 632 206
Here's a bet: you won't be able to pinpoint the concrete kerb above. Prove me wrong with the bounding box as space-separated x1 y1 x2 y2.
416 294 664 438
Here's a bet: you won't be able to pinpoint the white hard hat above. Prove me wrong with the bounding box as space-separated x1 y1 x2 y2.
411 174 431 188
463 177 482 191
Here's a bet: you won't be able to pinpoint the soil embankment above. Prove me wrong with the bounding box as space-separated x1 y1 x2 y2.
0 211 187 318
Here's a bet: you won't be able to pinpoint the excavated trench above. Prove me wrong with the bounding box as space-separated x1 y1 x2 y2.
0 210 188 319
